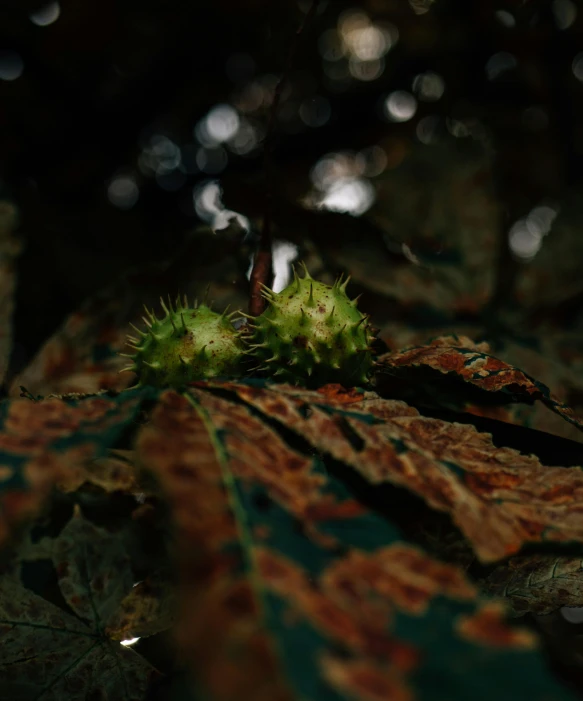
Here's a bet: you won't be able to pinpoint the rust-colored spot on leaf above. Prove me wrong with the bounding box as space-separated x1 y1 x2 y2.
321 655 413 701
323 544 476 617
457 603 537 650
255 547 420 671
316 384 364 404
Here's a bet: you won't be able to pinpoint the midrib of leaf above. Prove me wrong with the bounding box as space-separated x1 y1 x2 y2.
34 638 100 701
183 391 260 588
79 543 132 700
0 619 97 638
81 543 101 631
183 391 295 697
106 638 132 700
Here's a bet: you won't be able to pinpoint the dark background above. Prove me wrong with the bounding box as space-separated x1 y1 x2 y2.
1 0 583 374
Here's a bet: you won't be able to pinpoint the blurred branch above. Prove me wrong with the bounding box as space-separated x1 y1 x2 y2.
249 0 321 315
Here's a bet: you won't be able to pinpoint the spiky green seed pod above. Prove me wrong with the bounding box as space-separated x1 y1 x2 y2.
119 295 245 387
246 264 375 387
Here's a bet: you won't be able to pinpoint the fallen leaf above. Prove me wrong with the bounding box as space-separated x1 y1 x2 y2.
218 381 583 562
0 510 159 699
484 554 583 615
133 387 575 701
375 335 583 433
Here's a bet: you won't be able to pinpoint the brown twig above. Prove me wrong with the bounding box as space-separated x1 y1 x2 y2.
249 0 321 316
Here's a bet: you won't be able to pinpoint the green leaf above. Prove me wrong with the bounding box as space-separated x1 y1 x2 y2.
0 510 159 699
135 387 576 701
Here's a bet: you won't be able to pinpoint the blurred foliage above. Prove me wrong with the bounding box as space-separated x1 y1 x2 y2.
2 0 583 698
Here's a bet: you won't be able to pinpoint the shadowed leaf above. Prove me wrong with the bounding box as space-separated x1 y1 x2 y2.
105 571 176 641
484 554 583 616
375 335 583 433
0 509 159 699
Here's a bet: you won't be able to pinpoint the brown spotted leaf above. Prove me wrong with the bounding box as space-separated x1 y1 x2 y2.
215 381 583 563
375 335 583 434
0 387 156 546
132 387 574 701
484 554 583 616
135 390 293 701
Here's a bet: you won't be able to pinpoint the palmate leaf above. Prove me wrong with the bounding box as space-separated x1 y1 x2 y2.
0 386 157 543
211 380 583 563
375 335 583 435
134 388 576 701
0 509 159 699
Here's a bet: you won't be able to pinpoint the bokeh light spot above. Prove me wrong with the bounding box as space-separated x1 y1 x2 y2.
139 134 181 176
552 0 577 29
355 146 387 177
509 220 542 260
416 115 440 144
107 175 139 210
0 51 24 81
446 118 470 138
29 2 60 27
412 72 445 102
526 205 558 236
349 57 384 82
227 118 260 155
507 206 557 262
320 178 375 216
572 53 583 81
494 10 516 28
206 104 240 142
384 91 417 122
485 52 517 80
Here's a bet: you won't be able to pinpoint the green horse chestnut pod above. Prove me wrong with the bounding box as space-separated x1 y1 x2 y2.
119 295 246 387
246 264 376 387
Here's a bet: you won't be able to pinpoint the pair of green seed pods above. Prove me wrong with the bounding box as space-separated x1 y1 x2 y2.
120 265 376 388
